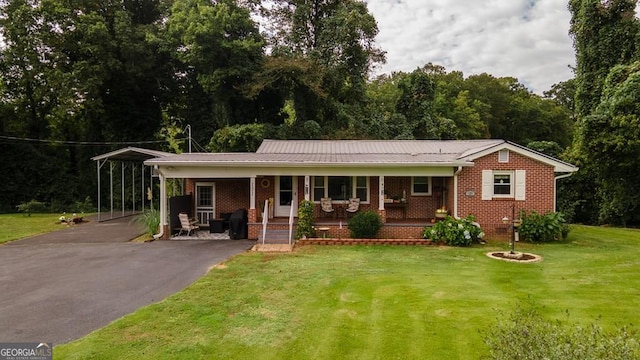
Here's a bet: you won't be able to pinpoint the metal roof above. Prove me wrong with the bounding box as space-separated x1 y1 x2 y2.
142 139 577 173
91 147 174 162
256 139 505 156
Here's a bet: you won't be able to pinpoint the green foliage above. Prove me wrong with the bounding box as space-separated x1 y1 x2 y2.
526 140 563 158
485 303 639 360
73 196 95 214
425 215 484 246
208 123 275 152
16 200 47 216
132 209 160 236
295 200 315 240
347 210 382 238
518 211 568 243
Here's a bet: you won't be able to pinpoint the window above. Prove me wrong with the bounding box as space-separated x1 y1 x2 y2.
411 176 432 195
482 170 526 201
313 176 369 203
493 171 513 197
313 176 324 201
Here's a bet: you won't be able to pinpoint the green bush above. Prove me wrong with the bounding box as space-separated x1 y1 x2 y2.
16 199 47 216
484 303 639 360
518 211 569 243
295 200 315 239
348 210 382 238
73 196 95 213
132 209 160 236
424 215 484 246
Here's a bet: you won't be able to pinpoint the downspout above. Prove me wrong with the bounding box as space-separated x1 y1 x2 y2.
554 173 574 212
153 170 166 239
453 166 463 218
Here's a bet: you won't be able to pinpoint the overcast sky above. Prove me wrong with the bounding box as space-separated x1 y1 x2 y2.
366 0 576 94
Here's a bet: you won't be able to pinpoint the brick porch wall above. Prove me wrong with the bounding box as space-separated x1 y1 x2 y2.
457 151 555 235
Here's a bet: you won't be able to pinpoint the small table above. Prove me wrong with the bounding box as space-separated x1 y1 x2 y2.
316 227 330 238
209 219 225 233
385 202 408 219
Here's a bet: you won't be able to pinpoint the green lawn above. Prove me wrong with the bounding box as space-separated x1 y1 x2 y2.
55 226 640 359
0 213 71 244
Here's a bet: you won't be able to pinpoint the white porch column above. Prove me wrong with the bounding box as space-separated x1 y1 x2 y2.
304 175 310 201
250 176 256 209
159 172 167 233
379 176 385 210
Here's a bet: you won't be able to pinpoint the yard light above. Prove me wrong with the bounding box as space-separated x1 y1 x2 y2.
502 205 521 254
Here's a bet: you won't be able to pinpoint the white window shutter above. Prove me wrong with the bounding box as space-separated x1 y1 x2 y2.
481 170 493 200
515 170 526 201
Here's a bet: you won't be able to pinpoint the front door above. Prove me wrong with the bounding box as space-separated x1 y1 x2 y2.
275 176 297 217
195 182 215 225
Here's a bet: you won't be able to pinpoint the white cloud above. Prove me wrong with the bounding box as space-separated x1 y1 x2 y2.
366 0 576 94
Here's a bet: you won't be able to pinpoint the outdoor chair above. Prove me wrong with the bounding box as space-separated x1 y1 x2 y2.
320 197 335 217
178 213 199 236
345 198 360 217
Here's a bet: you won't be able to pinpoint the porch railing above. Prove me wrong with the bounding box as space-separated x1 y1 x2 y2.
261 199 269 245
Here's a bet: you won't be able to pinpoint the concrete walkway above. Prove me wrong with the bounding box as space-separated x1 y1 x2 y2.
0 215 254 344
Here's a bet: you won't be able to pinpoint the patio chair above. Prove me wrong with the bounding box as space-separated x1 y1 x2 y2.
320 198 335 217
178 213 199 236
345 198 360 217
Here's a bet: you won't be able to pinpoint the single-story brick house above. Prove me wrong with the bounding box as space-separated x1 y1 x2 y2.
143 139 577 240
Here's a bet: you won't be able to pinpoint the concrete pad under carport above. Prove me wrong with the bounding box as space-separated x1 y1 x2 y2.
0 215 255 345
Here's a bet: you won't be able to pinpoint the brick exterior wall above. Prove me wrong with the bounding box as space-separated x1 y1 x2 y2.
457 151 555 235
184 178 251 218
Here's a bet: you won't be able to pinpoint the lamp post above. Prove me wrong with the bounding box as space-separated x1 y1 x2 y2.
502 203 522 254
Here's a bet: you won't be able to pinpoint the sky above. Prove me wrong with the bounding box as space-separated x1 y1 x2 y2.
365 0 576 94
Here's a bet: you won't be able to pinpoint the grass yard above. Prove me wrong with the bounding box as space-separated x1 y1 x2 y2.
55 226 640 359
0 213 72 244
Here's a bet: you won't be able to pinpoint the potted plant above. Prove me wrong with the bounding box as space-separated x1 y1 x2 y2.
435 206 448 219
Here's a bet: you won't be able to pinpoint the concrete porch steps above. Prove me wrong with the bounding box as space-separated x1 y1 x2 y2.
258 228 293 245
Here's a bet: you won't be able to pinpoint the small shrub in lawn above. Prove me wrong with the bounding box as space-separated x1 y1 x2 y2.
16 199 47 216
295 200 315 239
424 215 484 246
348 210 382 238
484 303 640 360
518 211 569 243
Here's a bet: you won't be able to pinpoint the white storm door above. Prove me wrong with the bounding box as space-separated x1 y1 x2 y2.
275 176 297 217
195 182 215 225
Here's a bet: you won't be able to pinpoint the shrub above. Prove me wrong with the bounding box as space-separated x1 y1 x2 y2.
424 215 484 246
348 210 382 238
295 200 315 239
73 196 95 213
16 199 47 216
132 209 160 236
484 303 639 360
518 211 569 243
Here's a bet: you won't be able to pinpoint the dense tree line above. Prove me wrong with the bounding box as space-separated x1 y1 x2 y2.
561 0 640 226
0 0 593 220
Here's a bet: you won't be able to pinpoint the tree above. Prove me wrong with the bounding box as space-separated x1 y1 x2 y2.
165 0 265 129
263 0 385 133
576 62 640 225
569 0 639 118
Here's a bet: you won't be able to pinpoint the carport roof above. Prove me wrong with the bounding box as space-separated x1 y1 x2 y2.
91 147 173 162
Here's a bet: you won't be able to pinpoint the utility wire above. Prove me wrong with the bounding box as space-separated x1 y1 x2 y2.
0 135 186 146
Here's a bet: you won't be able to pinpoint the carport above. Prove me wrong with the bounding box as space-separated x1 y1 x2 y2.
91 147 173 222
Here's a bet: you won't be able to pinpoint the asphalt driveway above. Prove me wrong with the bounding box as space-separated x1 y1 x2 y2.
0 215 254 344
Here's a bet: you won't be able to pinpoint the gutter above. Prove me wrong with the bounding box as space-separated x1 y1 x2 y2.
453 166 463 218
554 172 576 212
